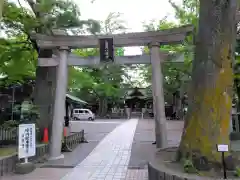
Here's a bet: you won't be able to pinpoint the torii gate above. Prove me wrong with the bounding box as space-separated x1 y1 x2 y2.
31 25 193 160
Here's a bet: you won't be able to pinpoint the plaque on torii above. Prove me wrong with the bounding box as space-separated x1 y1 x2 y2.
99 38 114 62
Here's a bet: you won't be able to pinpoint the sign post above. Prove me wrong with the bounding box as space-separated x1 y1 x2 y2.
18 124 36 162
217 144 228 179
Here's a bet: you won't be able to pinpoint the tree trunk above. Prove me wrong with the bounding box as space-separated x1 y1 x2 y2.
98 97 108 117
173 91 181 119
33 66 57 141
234 78 240 126
234 78 240 109
179 0 238 164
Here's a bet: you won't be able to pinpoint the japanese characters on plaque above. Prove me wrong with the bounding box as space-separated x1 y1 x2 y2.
18 124 36 159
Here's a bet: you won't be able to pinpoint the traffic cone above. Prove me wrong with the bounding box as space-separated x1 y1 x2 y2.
63 127 67 137
43 128 49 143
62 127 72 152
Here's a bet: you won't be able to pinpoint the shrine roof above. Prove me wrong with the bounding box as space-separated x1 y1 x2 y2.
124 87 152 99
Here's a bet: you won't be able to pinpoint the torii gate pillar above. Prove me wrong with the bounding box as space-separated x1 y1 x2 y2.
150 42 167 148
49 47 69 160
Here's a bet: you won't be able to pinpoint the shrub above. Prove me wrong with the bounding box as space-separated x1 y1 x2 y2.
1 120 19 129
182 159 198 173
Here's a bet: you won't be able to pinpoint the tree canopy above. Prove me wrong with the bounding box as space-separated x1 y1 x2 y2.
0 0 100 83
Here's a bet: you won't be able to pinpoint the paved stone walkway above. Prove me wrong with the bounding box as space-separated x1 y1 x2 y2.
61 118 138 180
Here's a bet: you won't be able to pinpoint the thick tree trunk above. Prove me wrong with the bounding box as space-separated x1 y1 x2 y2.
179 0 238 164
33 66 57 141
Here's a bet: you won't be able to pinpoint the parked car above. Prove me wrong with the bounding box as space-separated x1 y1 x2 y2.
72 108 95 121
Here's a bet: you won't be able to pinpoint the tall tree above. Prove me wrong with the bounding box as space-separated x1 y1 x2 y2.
178 0 238 166
169 0 199 26
1 0 100 138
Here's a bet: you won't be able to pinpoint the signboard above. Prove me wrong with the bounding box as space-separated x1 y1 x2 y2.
216 144 229 179
18 124 36 159
99 38 114 62
217 144 229 152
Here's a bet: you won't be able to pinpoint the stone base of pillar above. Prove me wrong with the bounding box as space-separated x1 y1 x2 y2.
155 134 163 148
48 154 64 161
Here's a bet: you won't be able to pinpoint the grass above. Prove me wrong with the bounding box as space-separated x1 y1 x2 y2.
0 143 46 157
0 147 16 157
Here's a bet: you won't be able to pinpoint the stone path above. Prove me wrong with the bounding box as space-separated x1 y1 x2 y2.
61 118 138 180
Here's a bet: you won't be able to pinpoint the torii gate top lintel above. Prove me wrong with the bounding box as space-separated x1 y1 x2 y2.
31 24 194 49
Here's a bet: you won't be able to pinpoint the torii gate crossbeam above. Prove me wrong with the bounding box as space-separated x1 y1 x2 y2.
38 53 185 66
31 25 193 160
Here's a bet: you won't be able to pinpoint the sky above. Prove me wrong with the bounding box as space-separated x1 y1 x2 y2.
76 0 181 55
77 0 180 32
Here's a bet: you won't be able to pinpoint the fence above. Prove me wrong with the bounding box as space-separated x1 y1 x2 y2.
0 128 17 145
65 130 85 149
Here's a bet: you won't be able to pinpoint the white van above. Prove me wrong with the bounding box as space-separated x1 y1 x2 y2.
72 108 95 121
